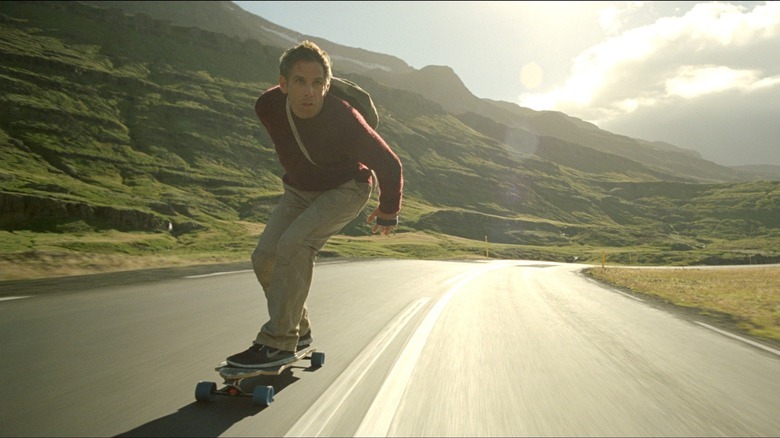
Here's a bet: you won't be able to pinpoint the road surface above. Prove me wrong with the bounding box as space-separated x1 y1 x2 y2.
1 259 778 437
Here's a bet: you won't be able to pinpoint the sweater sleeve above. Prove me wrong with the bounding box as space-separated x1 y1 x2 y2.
347 107 403 215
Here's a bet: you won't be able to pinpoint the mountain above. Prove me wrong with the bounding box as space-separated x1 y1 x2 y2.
80 1 774 184
1 0 779 267
80 1 415 76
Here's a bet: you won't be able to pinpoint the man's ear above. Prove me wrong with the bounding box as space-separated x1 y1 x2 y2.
279 75 288 94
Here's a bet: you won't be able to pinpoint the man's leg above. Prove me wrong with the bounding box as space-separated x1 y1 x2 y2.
251 183 314 345
228 183 317 368
252 184 310 291
255 179 371 352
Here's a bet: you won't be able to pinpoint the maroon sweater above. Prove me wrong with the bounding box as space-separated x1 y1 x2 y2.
255 86 403 215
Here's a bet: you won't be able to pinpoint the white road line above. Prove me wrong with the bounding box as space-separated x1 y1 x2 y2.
614 289 645 302
285 297 430 438
183 270 253 279
354 261 514 437
695 321 780 357
0 296 30 302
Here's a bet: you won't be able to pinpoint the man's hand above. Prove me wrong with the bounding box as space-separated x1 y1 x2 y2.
367 207 398 236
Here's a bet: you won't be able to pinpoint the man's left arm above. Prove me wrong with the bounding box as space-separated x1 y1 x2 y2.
353 129 403 235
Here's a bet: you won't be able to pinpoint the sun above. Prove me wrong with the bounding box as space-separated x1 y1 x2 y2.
520 62 544 89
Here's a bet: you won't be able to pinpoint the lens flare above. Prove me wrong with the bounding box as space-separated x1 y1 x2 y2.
520 62 544 89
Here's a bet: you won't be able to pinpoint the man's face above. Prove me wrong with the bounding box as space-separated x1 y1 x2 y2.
279 60 329 119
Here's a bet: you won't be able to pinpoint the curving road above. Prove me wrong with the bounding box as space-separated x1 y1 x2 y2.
1 259 779 437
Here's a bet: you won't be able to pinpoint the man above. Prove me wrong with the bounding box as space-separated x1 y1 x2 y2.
226 41 403 368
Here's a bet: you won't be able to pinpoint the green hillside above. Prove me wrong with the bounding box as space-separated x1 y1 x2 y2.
1 1 779 279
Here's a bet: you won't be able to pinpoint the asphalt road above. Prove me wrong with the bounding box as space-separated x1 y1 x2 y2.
1 259 779 437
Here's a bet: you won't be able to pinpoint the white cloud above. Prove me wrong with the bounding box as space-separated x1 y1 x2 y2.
665 65 758 98
599 1 648 35
518 1 780 120
753 74 780 90
517 1 780 165
599 5 620 34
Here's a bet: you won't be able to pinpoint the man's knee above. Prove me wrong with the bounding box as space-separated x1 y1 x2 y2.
276 232 320 263
251 250 274 289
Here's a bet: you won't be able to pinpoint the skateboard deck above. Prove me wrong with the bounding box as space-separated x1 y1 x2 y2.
195 345 324 407
216 345 320 379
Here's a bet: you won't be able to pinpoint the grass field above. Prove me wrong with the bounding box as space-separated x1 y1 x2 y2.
585 266 780 343
2 227 778 346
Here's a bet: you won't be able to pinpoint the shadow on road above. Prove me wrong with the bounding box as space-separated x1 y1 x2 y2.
115 370 301 437
115 400 258 437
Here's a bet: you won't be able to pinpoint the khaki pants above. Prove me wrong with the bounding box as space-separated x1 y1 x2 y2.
251 178 372 351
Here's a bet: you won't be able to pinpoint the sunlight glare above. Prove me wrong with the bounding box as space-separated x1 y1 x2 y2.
520 62 543 89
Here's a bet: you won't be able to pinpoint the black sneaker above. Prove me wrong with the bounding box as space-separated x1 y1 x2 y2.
226 344 295 368
297 331 313 351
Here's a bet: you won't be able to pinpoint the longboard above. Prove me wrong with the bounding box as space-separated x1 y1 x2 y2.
217 345 322 378
195 346 324 406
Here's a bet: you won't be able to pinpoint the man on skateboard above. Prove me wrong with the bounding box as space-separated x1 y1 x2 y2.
226 41 404 368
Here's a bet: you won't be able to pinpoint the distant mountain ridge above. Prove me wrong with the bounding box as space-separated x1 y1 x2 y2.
80 1 775 183
82 1 415 75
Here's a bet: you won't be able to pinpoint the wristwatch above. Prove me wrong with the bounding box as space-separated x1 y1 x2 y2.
376 217 398 226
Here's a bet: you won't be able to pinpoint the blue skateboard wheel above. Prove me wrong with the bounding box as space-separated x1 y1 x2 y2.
311 351 325 367
252 385 274 406
195 381 216 402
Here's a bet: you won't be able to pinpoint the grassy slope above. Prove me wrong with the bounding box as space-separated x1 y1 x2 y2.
1 1 779 279
586 266 780 344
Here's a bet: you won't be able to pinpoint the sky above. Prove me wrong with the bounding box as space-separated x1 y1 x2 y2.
233 1 780 167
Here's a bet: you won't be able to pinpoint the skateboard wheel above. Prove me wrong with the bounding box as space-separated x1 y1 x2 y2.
195 381 216 402
252 385 274 407
311 351 325 367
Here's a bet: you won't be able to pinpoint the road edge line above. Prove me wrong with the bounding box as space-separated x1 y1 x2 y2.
695 321 780 357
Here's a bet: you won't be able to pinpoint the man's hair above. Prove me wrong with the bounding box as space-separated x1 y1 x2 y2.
279 40 332 84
